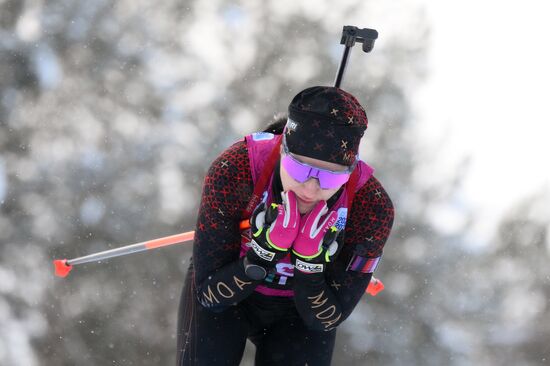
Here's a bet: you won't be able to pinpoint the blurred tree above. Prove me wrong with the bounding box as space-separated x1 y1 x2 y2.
2 0 518 365
465 190 550 365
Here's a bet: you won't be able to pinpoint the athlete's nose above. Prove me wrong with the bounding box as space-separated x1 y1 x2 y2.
301 178 321 199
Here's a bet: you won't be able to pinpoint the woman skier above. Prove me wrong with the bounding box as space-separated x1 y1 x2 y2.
177 86 394 366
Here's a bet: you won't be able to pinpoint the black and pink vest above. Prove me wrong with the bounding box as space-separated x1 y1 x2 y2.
239 132 374 297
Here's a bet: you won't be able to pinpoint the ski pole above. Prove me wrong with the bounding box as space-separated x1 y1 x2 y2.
53 220 252 278
53 231 196 278
334 25 378 88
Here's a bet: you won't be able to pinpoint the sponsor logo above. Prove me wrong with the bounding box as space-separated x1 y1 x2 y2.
286 118 298 132
342 151 355 165
252 132 275 141
295 259 324 273
251 240 275 262
335 208 348 231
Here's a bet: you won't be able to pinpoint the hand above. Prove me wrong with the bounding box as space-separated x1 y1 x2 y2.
246 191 300 269
291 200 340 275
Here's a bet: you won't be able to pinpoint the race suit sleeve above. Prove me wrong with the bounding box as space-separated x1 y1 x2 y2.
292 176 394 331
192 140 261 311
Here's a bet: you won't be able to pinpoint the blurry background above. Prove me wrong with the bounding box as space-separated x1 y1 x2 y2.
1 0 549 365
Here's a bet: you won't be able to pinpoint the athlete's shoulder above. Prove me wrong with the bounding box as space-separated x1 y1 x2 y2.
202 139 254 201
201 139 254 215
216 138 249 162
353 175 394 213
208 139 250 175
344 175 394 257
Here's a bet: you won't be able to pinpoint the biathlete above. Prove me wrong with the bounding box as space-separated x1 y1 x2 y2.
176 86 394 366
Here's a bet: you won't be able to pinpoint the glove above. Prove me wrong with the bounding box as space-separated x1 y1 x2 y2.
292 200 340 275
245 191 300 279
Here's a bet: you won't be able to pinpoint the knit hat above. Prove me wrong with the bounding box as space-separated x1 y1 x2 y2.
285 86 368 166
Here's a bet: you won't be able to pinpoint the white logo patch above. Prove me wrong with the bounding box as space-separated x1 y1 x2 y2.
295 259 324 274
286 118 298 132
251 240 275 262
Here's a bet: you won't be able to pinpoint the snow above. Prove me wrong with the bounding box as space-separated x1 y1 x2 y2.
411 0 550 246
0 160 6 204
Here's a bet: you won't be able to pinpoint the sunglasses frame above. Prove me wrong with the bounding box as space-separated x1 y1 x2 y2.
281 135 357 189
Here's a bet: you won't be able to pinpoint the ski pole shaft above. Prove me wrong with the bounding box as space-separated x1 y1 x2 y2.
54 221 251 277
67 231 195 266
53 231 196 278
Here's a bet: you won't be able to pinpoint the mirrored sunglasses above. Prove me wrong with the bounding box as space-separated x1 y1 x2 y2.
281 137 356 189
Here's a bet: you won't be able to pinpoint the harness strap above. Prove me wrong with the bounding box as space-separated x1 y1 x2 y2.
345 167 360 218
242 137 282 218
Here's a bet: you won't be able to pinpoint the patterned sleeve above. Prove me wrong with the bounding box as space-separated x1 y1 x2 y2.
192 140 262 310
292 176 395 330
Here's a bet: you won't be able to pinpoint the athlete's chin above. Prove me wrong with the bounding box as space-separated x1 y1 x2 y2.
298 201 316 215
